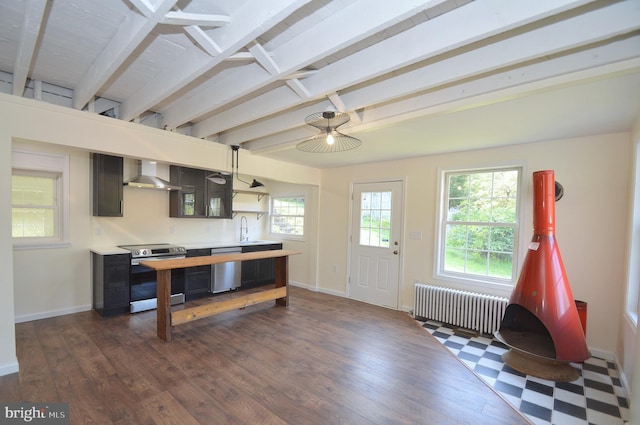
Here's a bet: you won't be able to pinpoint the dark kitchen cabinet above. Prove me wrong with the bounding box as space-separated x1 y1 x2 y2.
169 166 232 218
184 248 211 300
92 153 123 217
240 243 283 289
92 252 130 316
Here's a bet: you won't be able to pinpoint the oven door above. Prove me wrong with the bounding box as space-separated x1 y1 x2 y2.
130 255 186 313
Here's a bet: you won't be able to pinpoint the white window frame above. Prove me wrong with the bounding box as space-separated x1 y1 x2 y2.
625 141 640 327
12 149 70 249
269 194 305 241
434 165 523 293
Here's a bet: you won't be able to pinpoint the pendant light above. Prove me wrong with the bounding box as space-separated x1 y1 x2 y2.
205 172 228 185
296 110 362 153
231 145 264 188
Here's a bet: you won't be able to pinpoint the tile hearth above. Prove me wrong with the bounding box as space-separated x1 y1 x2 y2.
417 319 629 425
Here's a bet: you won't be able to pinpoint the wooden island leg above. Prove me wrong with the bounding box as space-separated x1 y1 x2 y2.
275 255 289 307
157 269 172 341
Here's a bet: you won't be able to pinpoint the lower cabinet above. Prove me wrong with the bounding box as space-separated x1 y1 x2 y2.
185 248 211 300
241 243 283 289
92 252 130 316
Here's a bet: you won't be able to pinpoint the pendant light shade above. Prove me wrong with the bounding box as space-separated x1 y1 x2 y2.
206 172 227 185
297 111 362 153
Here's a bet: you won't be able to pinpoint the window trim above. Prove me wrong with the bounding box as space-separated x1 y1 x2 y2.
625 141 640 327
269 193 306 241
12 149 70 249
434 165 523 293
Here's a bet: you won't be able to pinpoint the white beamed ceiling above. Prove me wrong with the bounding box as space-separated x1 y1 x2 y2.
0 0 639 168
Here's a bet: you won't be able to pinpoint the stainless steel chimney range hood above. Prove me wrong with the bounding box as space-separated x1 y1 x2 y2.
124 160 181 191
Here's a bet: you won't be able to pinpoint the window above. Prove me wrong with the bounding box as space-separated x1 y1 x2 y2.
270 196 305 237
359 191 391 248
437 167 521 286
12 150 69 248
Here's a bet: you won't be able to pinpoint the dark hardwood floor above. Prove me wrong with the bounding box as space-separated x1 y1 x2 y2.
0 287 530 424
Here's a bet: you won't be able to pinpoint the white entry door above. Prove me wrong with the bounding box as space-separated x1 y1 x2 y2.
349 180 403 309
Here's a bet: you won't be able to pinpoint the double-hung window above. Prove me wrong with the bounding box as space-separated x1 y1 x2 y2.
270 195 305 238
12 150 69 248
437 167 521 288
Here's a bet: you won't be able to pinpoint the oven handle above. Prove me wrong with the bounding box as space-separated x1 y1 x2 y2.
131 255 186 266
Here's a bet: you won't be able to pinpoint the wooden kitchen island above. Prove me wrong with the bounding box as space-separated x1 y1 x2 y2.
141 249 301 341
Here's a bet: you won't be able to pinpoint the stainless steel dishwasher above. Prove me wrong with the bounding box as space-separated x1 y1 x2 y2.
210 247 242 293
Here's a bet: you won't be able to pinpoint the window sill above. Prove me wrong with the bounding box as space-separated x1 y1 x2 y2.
270 234 304 243
13 241 71 250
626 311 638 329
434 273 514 298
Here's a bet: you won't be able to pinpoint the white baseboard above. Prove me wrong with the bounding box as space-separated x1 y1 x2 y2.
289 281 313 290
15 304 92 324
588 347 616 362
289 281 347 298
0 358 19 377
315 287 346 297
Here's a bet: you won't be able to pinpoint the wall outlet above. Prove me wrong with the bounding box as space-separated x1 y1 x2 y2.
332 264 337 273
169 226 175 234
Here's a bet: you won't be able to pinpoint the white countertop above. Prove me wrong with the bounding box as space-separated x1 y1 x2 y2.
91 240 282 255
90 246 130 255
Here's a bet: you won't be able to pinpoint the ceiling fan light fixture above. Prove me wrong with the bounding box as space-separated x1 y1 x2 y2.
297 110 362 153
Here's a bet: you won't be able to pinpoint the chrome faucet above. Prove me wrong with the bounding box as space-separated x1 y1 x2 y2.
240 215 248 242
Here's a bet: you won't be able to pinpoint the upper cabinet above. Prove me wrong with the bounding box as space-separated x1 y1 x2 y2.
169 165 232 219
92 153 123 217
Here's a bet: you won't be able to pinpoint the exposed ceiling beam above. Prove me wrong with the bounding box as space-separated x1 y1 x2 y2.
285 79 311 99
220 100 335 147
339 1 640 111
327 93 361 124
160 0 452 130
119 0 312 122
356 56 640 135
12 0 47 97
72 0 179 111
127 0 155 18
184 25 223 56
191 0 597 139
248 42 278 75
219 35 640 148
247 41 312 99
160 11 230 26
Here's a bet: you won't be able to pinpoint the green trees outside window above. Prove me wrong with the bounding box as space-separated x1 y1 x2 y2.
442 168 520 281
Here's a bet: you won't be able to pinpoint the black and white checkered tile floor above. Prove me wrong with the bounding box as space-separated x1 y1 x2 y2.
417 319 630 425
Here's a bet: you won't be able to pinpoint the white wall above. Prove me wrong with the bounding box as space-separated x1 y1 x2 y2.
317 133 632 357
265 181 320 291
0 93 321 375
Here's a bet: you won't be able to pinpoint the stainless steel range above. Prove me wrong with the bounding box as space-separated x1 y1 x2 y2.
118 243 187 313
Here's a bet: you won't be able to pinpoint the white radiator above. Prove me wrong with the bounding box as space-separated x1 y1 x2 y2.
414 283 509 334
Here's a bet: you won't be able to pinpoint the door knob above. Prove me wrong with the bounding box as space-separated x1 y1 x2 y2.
393 250 398 255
